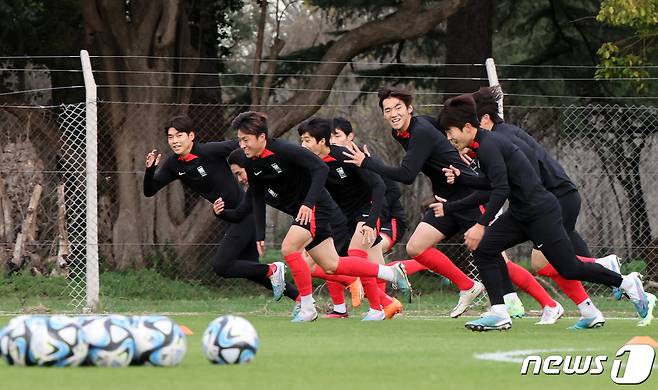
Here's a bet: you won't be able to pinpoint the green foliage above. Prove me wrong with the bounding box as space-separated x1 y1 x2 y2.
597 0 658 29
595 42 650 91
0 271 68 299
99 269 219 300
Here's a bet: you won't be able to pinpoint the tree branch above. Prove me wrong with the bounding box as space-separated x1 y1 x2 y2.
266 0 467 136
251 0 269 108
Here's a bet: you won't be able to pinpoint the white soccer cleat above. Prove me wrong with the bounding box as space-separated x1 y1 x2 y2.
535 302 564 325
450 281 485 318
637 293 656 327
269 261 286 301
291 306 318 323
596 254 621 273
620 272 650 320
569 309 605 330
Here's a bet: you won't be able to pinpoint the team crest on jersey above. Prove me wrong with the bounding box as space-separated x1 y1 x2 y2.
267 188 278 198
336 167 347 179
271 163 282 173
197 166 208 177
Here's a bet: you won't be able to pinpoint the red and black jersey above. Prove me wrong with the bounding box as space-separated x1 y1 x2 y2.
241 138 340 241
360 115 476 202
321 145 385 228
143 140 243 210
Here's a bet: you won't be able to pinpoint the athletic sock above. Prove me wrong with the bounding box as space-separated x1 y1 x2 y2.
490 304 508 318
311 267 357 285
577 298 599 318
413 247 474 290
538 263 590 305
332 303 347 314
326 281 346 306
284 252 313 297
335 256 380 278
506 261 556 307
386 260 428 275
300 294 314 310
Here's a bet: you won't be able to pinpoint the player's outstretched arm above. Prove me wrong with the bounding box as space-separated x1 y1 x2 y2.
143 149 175 197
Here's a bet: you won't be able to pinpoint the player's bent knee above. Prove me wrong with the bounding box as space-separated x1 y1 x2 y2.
405 241 424 258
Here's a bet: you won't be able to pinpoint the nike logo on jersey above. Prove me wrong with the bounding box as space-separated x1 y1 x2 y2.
537 243 544 248
254 170 263 176
178 172 186 176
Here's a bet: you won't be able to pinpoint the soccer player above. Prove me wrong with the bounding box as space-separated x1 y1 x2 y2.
439 94 654 331
343 87 493 318
219 111 411 322
470 86 632 328
143 115 298 304
225 148 365 318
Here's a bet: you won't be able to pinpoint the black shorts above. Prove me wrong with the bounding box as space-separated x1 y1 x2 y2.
532 189 581 250
421 207 481 239
380 216 408 253
292 203 348 251
346 204 383 250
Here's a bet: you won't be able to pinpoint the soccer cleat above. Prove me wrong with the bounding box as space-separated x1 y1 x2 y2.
450 281 485 318
362 309 385 321
291 306 318 323
535 302 564 325
346 278 364 308
269 261 286 301
596 254 624 300
383 298 403 319
291 302 301 319
325 310 349 319
391 263 413 303
465 315 512 332
569 310 605 330
637 293 656 327
505 297 526 319
621 272 649 318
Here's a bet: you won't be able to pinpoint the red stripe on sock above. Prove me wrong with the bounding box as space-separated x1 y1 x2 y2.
506 261 555 307
284 252 313 296
413 247 473 290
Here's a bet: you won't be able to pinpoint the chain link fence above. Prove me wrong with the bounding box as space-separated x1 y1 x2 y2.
1 102 657 309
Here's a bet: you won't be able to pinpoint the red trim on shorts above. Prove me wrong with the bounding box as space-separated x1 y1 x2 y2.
376 217 381 233
479 205 486 215
309 206 316 237
391 218 398 243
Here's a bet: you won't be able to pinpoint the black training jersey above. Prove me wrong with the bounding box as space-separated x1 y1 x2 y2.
143 140 242 208
242 138 339 241
381 172 407 223
457 129 557 225
321 145 386 228
494 122 576 196
361 115 476 201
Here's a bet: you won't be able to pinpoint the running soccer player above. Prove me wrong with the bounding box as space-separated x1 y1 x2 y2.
343 87 495 318
143 115 297 304
440 94 654 331
469 86 646 327
221 111 411 322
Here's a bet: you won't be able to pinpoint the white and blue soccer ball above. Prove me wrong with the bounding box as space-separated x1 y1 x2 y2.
130 315 186 366
0 324 12 365
6 315 88 367
202 315 259 365
80 315 136 367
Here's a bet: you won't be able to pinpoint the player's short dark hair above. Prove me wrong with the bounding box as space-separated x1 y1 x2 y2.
164 115 195 134
227 148 248 168
472 86 504 124
297 117 331 145
440 94 480 130
332 117 353 136
377 87 413 111
231 111 268 138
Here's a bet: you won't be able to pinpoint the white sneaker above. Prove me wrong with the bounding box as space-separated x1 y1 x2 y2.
362 309 385 321
450 281 485 318
569 309 605 330
269 261 286 301
291 306 318 323
596 254 621 273
535 302 564 325
620 272 647 303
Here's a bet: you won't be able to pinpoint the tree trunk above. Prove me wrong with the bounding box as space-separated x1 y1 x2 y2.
444 0 493 97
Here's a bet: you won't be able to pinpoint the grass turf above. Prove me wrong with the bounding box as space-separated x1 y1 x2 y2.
1 313 656 390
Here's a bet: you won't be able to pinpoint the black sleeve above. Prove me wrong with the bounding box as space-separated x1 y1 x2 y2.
201 140 240 159
219 194 253 223
443 190 491 214
278 141 328 208
143 158 176 197
383 176 402 212
476 141 511 225
353 166 386 229
456 172 493 190
360 128 436 184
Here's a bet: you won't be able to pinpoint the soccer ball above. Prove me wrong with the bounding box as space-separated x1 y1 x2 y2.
0 324 12 365
130 315 186 366
202 315 259 364
7 315 88 367
80 315 136 367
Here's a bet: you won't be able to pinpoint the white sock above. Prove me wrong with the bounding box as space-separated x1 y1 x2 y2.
377 265 394 282
577 298 598 318
490 304 509 318
333 303 346 313
503 292 520 303
300 294 315 309
368 308 384 315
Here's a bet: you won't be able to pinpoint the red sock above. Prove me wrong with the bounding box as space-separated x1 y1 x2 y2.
361 277 382 310
266 263 276 278
387 260 428 276
334 257 379 278
312 267 357 286
413 248 473 290
506 261 556 308
326 281 345 305
284 252 312 296
537 263 589 305
380 290 393 307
